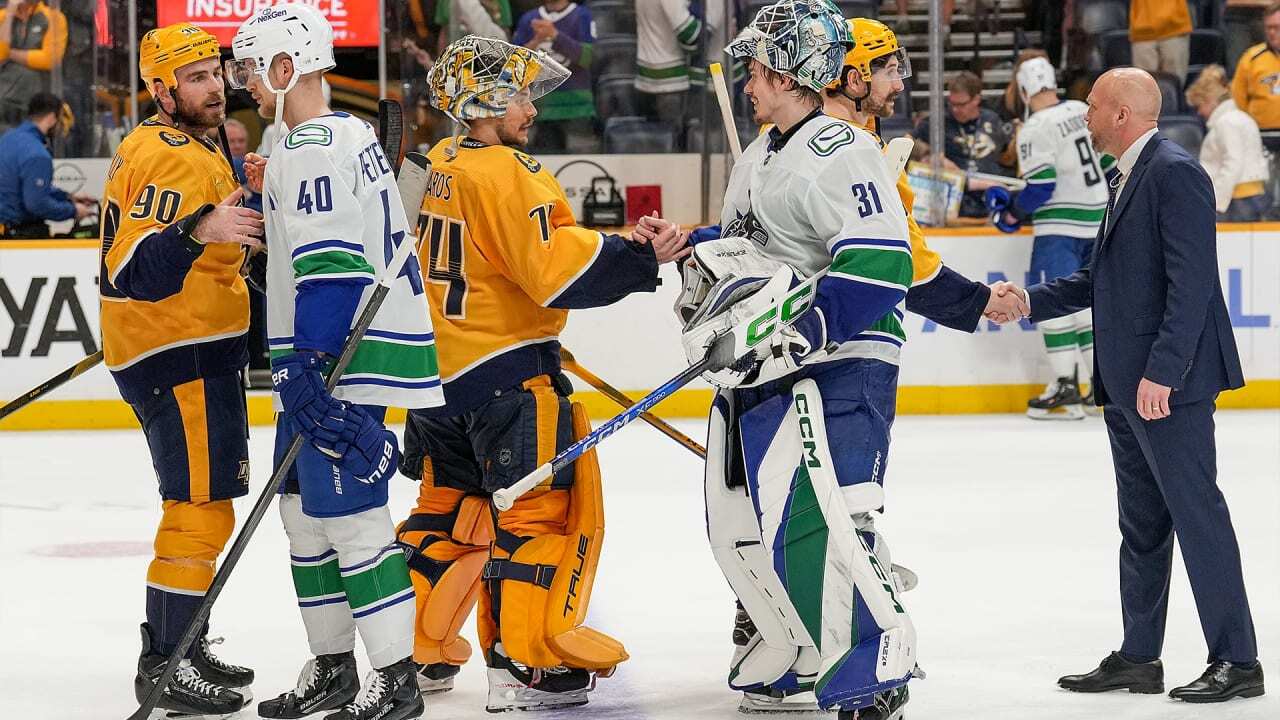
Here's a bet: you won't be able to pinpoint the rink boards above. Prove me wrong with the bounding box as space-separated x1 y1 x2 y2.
1 227 1277 430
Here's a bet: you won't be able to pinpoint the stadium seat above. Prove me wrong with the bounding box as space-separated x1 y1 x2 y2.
1188 28 1227 72
593 35 637 77
603 116 679 153
685 116 759 155
880 117 914 143
1160 115 1206 158
1098 29 1131 69
595 73 639 119
835 0 880 19
1152 72 1185 116
590 1 636 36
1075 0 1128 36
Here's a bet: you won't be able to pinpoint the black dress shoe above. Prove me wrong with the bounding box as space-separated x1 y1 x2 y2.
1058 652 1163 694
1169 660 1265 703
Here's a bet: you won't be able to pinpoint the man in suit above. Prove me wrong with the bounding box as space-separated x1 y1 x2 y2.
991 67 1264 703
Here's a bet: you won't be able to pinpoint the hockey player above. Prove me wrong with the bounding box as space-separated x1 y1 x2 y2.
101 22 261 718
679 2 916 718
394 35 689 712
226 5 443 720
985 57 1114 419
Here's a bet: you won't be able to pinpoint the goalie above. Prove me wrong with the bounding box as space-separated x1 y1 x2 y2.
394 35 690 713
679 1 917 717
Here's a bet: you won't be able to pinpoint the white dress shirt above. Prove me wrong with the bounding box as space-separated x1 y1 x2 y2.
1200 99 1270 212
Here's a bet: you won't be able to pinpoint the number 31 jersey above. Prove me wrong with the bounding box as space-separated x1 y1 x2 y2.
1016 100 1114 239
262 112 443 411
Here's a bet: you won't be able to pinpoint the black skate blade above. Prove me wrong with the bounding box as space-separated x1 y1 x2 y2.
485 699 589 713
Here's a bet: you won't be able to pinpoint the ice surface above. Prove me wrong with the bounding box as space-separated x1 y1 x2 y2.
1 412 1277 719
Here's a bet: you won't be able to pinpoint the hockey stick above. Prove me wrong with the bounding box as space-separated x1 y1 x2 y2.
127 152 433 720
378 98 405 173
0 350 103 422
559 347 706 459
494 269 826 511
710 62 742 161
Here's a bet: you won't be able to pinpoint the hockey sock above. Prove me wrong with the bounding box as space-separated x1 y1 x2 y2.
146 499 233 658
1073 312 1094 386
280 495 358 658
327 507 416 669
1038 316 1079 380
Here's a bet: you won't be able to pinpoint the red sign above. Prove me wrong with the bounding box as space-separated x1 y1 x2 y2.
157 0 380 48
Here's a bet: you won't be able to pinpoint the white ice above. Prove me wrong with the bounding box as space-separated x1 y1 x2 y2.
1 412 1277 719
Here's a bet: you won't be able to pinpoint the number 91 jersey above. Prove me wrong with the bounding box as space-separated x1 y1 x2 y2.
261 112 443 410
1016 99 1113 238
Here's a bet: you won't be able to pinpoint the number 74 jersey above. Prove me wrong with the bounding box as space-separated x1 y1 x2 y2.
261 112 443 410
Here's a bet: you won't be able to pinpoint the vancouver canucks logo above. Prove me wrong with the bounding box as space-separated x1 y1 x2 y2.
723 207 769 249
158 131 189 147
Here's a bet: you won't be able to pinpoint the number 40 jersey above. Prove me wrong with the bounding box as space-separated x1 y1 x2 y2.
262 112 443 411
1016 99 1115 239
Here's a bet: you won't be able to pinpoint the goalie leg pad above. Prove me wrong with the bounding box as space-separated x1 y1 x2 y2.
491 402 627 671
396 467 493 666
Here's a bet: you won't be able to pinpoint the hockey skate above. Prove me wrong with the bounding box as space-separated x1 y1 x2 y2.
193 635 255 701
1027 376 1085 420
738 685 828 714
257 652 359 719
135 623 246 719
415 662 460 695
485 642 595 712
325 657 423 720
835 685 908 720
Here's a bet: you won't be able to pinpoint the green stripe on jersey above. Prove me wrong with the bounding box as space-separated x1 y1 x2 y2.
271 339 440 380
1027 167 1056 181
1033 206 1106 223
1100 154 1117 170
866 312 906 341
830 247 913 289
293 250 376 280
676 16 702 46
638 64 690 80
340 552 413 611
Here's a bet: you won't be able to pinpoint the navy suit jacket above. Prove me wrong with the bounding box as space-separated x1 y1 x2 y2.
1027 133 1245 408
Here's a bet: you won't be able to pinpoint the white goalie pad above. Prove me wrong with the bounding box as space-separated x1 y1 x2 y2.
707 379 916 708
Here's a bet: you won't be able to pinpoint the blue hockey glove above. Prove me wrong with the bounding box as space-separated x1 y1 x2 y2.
983 186 1011 214
331 404 401 483
272 351 348 448
689 224 722 246
993 211 1022 233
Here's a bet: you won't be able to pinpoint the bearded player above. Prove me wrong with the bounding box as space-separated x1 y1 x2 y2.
101 23 262 717
394 35 690 713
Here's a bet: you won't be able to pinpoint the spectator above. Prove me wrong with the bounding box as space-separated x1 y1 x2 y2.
0 0 67 130
435 0 511 46
1187 64 1271 221
514 0 597 153
1231 2 1280 134
1129 0 1193 85
0 92 93 237
912 71 1015 217
58 0 93 156
636 0 704 122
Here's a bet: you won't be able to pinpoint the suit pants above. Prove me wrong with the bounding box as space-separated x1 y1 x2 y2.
1104 398 1257 664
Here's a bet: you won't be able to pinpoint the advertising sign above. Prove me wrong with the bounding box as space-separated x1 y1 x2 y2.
158 0 380 47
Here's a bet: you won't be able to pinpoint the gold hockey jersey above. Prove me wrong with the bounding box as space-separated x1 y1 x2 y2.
417 138 658 413
99 118 248 401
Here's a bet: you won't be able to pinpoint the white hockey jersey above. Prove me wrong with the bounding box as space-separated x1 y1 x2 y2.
263 112 444 410
720 112 912 366
636 0 702 93
1016 100 1114 238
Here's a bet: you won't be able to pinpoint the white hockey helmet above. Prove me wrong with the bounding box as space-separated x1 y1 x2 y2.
225 3 336 94
1016 56 1057 106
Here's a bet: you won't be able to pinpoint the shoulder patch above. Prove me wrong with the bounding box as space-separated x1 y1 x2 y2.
285 124 334 149
807 122 856 157
158 131 189 147
513 151 542 174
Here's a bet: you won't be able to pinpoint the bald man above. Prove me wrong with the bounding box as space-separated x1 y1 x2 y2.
994 68 1263 704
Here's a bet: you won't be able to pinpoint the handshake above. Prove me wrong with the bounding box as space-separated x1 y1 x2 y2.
983 280 1031 324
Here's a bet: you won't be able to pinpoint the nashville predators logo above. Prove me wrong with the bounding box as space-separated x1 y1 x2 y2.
513 151 541 174
159 131 189 147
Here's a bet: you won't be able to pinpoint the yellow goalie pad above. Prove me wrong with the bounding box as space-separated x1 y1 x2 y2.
494 402 629 671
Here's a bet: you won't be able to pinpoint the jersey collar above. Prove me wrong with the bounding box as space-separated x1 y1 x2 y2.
767 107 824 153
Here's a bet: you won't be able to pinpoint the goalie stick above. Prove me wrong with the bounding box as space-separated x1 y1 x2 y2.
494 269 828 511
127 152 434 720
709 62 742 161
378 98 405 173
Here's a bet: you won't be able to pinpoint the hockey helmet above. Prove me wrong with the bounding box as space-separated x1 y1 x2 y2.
138 23 220 96
830 18 912 87
426 35 570 123
1016 57 1057 104
225 3 336 93
727 0 853 93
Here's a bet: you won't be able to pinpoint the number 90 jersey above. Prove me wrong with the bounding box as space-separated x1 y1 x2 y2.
261 112 443 411
1016 99 1113 238
99 118 248 402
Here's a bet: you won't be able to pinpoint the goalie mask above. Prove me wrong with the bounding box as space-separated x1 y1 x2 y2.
427 35 570 124
727 0 852 93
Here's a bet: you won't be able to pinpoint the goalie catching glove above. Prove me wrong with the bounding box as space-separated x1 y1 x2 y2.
676 237 820 388
272 351 400 483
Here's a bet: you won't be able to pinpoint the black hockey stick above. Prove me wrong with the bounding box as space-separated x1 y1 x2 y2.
127 152 434 720
378 98 405 173
0 350 104 422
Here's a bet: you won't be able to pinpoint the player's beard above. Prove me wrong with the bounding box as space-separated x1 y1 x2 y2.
865 89 899 119
498 117 532 149
170 89 226 132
